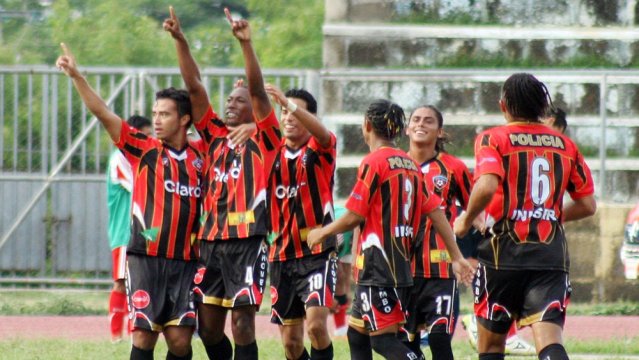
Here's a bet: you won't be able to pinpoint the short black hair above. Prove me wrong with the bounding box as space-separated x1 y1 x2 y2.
126 115 151 131
285 88 317 114
550 107 567 133
501 73 552 122
156 87 192 124
366 99 405 140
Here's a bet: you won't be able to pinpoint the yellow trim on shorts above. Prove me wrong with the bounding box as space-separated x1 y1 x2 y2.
280 318 304 326
519 312 544 327
201 295 246 308
349 316 366 329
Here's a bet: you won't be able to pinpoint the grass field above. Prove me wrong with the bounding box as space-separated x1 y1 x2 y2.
1 289 639 359
1 337 639 360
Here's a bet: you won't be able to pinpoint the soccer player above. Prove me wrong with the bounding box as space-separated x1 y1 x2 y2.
404 105 473 360
164 7 280 360
454 73 597 360
57 44 203 360
106 114 152 343
264 84 337 360
307 99 474 360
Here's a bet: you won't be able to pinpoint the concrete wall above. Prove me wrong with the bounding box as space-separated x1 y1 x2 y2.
568 203 639 302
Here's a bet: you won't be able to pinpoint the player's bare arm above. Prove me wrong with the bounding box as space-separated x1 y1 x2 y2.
427 208 475 285
55 43 122 143
227 123 256 144
225 8 271 120
562 195 597 222
265 83 332 148
164 6 209 125
307 210 364 248
454 173 499 238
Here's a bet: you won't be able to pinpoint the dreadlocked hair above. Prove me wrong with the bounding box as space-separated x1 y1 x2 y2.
501 73 553 122
411 105 451 152
366 99 406 141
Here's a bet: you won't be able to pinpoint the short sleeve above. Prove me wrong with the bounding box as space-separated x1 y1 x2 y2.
567 149 595 200
345 157 378 218
115 120 157 166
474 130 505 181
195 104 229 144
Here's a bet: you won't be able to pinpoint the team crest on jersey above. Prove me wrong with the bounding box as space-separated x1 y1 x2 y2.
192 158 203 171
432 175 448 190
162 157 169 166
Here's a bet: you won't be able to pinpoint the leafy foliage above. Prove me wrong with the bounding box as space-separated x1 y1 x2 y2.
0 0 323 68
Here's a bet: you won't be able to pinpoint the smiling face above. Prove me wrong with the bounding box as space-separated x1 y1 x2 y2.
224 87 252 126
281 97 311 144
406 107 442 146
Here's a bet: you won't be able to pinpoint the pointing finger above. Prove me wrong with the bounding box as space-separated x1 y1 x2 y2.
60 43 71 57
169 6 176 20
224 7 233 25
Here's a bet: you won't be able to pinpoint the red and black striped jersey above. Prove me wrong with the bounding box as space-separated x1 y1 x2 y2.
412 152 473 279
267 134 337 262
195 105 281 241
474 122 594 271
116 120 204 261
347 147 441 288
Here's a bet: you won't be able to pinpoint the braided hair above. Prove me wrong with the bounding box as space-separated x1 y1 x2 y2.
365 99 406 141
501 73 553 122
410 105 450 152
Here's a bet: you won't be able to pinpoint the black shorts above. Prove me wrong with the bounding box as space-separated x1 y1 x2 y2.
270 251 337 325
349 285 410 332
405 277 457 338
473 263 571 333
194 236 268 308
125 254 197 332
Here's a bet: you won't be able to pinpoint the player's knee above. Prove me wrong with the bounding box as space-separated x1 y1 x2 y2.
306 318 328 342
197 325 224 345
283 336 305 359
166 337 191 356
231 311 256 335
538 343 568 360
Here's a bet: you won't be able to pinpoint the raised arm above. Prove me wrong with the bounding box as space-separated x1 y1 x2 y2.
164 6 209 125
265 84 332 147
55 43 121 143
225 8 272 120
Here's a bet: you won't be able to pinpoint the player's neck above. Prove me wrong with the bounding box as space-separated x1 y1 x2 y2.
368 137 395 152
163 132 187 150
408 143 437 164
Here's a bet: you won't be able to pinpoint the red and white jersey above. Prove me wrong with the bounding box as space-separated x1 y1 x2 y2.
474 122 594 271
117 120 204 261
347 147 441 288
195 105 281 241
268 134 337 262
412 152 472 279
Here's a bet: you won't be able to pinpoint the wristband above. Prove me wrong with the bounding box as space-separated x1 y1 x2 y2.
286 99 298 113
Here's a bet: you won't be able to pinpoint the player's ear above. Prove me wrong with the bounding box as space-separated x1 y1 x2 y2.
499 98 507 114
180 114 191 128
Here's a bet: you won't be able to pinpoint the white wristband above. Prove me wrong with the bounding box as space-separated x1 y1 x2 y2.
286 99 298 113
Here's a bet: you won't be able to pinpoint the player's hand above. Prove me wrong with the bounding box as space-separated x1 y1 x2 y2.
306 228 325 248
234 79 245 88
453 212 472 238
163 6 184 40
265 83 287 108
227 123 256 145
224 7 251 42
55 43 80 79
452 257 475 286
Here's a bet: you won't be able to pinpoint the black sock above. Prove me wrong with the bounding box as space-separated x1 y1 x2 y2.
405 336 425 360
335 294 348 306
538 343 568 360
130 345 154 360
166 349 193 360
347 326 372 360
311 343 333 360
204 335 232 360
428 332 453 360
234 341 258 360
479 353 505 360
293 348 310 360
370 333 417 360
